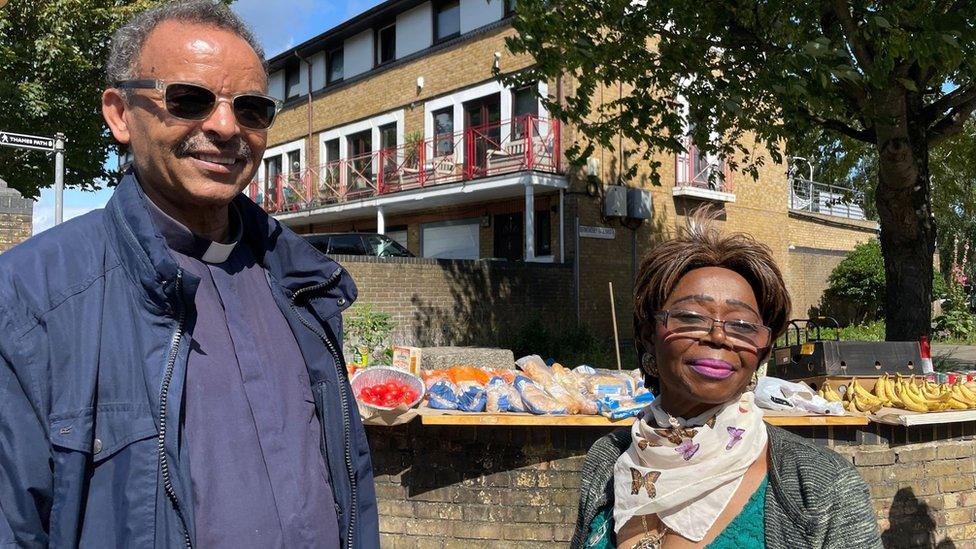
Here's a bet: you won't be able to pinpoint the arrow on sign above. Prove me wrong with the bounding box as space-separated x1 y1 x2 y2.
0 131 56 152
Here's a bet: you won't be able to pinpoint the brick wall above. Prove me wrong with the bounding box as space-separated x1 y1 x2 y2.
784 211 879 318
368 423 591 548
0 179 32 252
831 423 976 548
334 255 573 348
367 421 976 548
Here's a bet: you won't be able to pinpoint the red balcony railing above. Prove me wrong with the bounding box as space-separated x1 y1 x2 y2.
675 137 733 193
248 115 561 213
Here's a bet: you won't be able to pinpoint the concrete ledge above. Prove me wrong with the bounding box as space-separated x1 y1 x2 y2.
788 209 879 232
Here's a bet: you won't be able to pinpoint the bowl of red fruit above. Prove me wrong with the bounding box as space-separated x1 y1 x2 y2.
351 366 425 411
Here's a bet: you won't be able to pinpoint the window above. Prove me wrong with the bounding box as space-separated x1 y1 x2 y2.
378 122 398 177
434 0 460 42
347 130 373 185
328 234 366 255
327 48 344 84
376 23 396 66
386 227 408 249
263 155 282 190
432 107 454 156
285 61 302 99
512 86 538 139
379 122 398 151
323 139 340 186
287 150 302 175
534 209 552 256
324 139 340 163
364 235 412 257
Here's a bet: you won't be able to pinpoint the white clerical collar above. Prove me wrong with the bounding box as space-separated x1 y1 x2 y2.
142 190 243 264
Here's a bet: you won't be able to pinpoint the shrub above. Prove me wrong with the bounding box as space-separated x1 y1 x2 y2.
933 282 976 341
819 239 947 325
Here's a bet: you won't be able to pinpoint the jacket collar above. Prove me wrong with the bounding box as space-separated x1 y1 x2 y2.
104 170 356 316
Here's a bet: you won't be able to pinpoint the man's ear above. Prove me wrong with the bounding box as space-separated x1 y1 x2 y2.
102 88 131 145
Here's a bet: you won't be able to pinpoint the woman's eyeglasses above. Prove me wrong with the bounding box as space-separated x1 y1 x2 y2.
653 309 772 350
113 80 283 130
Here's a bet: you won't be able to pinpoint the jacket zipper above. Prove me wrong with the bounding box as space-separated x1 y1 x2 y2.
288 268 358 549
158 270 193 549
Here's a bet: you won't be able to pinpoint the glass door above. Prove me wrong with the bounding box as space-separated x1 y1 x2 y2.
463 94 501 176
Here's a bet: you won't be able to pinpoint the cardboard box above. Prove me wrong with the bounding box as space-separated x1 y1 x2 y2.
392 346 422 376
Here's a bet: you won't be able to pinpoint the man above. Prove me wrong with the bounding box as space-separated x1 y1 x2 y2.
0 2 378 547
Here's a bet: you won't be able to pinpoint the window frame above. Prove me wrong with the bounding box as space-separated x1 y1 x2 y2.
375 23 397 67
326 47 344 85
284 60 302 100
511 85 539 139
432 106 455 156
434 0 461 43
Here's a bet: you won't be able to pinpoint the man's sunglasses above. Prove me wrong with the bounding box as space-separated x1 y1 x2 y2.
113 79 283 130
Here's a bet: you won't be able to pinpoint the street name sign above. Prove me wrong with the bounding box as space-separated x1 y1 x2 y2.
579 225 616 240
0 131 56 152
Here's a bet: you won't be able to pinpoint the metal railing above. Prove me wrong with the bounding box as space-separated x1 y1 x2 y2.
788 178 866 220
675 138 733 193
249 115 561 213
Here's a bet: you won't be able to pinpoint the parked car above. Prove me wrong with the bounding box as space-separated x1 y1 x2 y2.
303 232 414 257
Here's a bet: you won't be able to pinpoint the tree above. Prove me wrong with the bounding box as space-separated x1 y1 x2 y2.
505 0 976 341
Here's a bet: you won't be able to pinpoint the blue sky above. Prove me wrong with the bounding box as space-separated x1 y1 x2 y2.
33 0 386 234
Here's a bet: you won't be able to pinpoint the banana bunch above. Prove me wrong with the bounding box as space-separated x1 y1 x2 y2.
817 381 843 403
867 374 976 413
842 378 885 414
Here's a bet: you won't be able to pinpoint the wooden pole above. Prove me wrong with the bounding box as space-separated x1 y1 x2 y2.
609 282 622 370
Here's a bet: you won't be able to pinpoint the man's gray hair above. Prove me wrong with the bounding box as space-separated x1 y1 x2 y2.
106 0 266 86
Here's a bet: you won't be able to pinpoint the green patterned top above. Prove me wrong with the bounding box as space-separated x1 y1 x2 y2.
583 476 767 548
705 476 767 548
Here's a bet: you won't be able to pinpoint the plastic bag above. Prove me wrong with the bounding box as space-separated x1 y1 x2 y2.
754 376 845 416
486 376 524 413
583 374 632 398
516 355 584 414
597 392 654 419
426 380 459 410
456 380 487 412
446 365 492 386
513 375 567 415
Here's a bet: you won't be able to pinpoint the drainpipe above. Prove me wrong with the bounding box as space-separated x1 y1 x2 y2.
295 51 314 190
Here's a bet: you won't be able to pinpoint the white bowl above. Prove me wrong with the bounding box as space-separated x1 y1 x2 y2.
350 366 426 411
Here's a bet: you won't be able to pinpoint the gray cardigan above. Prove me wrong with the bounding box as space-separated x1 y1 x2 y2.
571 424 882 548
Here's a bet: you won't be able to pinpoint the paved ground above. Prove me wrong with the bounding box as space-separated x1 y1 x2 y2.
932 344 976 368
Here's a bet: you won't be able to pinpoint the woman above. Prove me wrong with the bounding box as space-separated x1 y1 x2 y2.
572 216 881 549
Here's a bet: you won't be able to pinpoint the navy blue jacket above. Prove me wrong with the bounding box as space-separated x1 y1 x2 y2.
0 173 378 548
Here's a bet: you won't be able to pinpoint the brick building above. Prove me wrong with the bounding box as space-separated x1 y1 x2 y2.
254 0 877 344
0 178 32 253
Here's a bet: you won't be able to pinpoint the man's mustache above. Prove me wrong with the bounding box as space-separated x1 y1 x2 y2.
173 133 252 159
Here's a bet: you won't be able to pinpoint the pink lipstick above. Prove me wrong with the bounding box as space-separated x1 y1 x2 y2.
688 358 735 380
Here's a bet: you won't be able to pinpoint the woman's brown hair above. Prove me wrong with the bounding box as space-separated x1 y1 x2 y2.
634 209 792 357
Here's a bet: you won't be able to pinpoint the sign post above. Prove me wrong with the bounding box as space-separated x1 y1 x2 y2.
54 133 65 224
0 130 65 226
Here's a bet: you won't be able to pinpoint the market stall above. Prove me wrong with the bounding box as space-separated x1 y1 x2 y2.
356 350 976 548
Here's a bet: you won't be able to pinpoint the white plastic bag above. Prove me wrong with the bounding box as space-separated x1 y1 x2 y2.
755 376 845 416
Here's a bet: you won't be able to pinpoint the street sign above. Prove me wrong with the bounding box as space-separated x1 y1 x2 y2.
0 131 56 152
579 225 616 240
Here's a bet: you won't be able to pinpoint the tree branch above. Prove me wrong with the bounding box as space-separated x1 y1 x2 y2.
929 96 976 146
832 0 875 73
925 84 976 121
799 103 877 143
